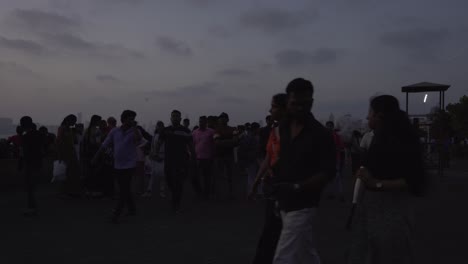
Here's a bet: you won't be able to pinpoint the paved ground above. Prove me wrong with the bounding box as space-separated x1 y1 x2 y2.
1 161 467 264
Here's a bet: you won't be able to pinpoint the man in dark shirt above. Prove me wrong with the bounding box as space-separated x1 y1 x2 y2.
214 112 238 198
272 78 336 264
20 116 45 216
155 110 195 212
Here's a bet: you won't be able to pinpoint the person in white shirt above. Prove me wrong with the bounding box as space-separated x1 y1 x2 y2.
142 121 166 198
360 130 374 151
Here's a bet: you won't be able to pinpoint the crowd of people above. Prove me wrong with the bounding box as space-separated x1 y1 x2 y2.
8 77 427 264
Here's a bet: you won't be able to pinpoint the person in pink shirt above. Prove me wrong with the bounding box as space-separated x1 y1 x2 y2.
192 116 216 199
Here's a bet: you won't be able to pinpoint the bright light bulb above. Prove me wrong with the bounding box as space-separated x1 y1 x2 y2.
423 94 428 103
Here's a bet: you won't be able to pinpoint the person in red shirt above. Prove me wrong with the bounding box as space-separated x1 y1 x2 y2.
7 126 23 159
326 121 345 201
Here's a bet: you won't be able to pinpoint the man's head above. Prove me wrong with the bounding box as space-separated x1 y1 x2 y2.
16 125 23 135
171 110 182 126
285 78 314 120
19 116 33 131
199 116 207 129
326 121 335 131
120 110 137 128
183 118 190 128
218 112 229 126
155 121 165 133
38 126 48 135
251 122 261 134
99 120 108 130
75 123 84 134
107 117 117 128
207 116 217 129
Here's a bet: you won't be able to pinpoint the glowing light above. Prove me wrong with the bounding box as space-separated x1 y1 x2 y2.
423 94 428 103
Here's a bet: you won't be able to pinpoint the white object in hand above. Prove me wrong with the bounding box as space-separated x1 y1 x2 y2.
352 178 362 204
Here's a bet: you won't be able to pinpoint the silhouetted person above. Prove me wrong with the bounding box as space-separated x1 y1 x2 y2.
348 95 425 264
250 93 288 264
19 116 44 216
207 116 217 130
99 119 116 198
192 116 216 199
7 126 23 159
238 122 260 194
183 118 190 129
83 115 103 197
57 114 81 197
214 112 238 198
155 110 195 213
326 121 345 201
259 115 273 159
144 121 167 198
106 117 117 134
93 110 142 223
272 78 336 264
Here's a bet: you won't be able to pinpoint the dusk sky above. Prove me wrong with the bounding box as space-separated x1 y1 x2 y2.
1 0 467 126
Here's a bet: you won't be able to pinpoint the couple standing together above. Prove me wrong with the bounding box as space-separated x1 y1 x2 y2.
251 78 424 264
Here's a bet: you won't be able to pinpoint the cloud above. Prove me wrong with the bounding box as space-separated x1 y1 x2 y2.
275 48 340 68
100 0 146 4
185 0 217 7
240 8 318 34
156 36 193 56
141 82 217 98
8 8 81 34
379 28 450 61
96 74 121 83
218 96 248 104
208 26 232 38
0 61 41 78
216 68 253 76
42 33 144 59
0 36 46 55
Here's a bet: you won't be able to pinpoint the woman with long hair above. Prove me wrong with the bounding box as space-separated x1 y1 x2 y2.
56 114 81 197
250 93 288 264
348 95 425 264
82 115 103 198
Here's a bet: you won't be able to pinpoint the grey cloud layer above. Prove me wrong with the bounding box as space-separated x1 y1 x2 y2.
240 8 318 34
8 8 81 34
380 28 450 61
5 8 143 59
156 36 193 56
0 36 46 55
276 48 340 68
43 33 144 59
216 68 253 76
142 82 217 97
96 74 121 83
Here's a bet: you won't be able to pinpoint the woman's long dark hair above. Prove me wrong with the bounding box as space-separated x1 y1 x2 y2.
61 114 77 127
370 95 425 195
370 95 416 142
85 115 102 142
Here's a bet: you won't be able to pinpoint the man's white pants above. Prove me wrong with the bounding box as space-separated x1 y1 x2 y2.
273 208 321 264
